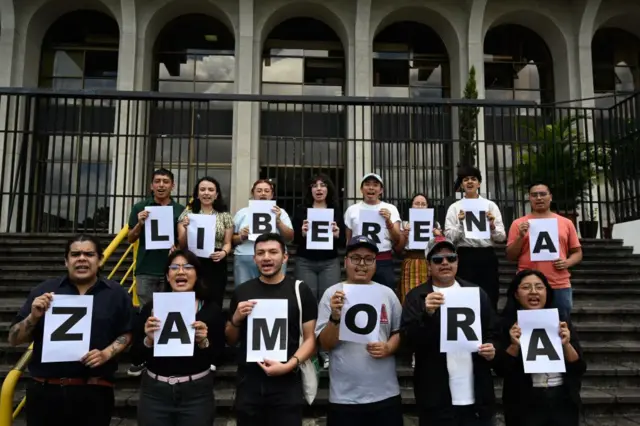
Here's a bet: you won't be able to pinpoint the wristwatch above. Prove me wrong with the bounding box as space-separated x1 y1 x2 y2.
329 315 340 325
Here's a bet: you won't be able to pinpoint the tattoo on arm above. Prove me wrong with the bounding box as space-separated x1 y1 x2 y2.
108 334 131 358
8 316 36 345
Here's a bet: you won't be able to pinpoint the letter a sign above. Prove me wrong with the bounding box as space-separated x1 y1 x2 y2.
42 295 93 363
247 299 288 362
529 218 560 262
153 292 196 357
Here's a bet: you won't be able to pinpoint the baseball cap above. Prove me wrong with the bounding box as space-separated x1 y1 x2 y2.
361 173 384 187
425 235 457 260
346 235 379 254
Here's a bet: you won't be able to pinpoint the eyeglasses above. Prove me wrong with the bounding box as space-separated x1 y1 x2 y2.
431 254 458 264
518 284 546 293
168 263 195 271
348 255 376 265
529 191 549 198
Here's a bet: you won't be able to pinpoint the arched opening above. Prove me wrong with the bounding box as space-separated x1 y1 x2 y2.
592 28 640 108
484 24 554 104
33 10 119 232
260 17 346 212
150 14 236 204
371 21 452 207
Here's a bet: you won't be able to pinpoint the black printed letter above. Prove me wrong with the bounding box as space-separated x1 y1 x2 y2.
344 304 378 335
196 228 205 250
252 318 287 350
465 211 487 233
311 221 330 242
447 307 478 341
151 220 170 241
533 232 557 254
526 329 561 361
414 221 432 242
50 307 87 342
362 223 382 244
253 213 273 235
158 312 191 344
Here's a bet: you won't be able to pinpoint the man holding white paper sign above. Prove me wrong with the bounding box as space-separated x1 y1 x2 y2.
507 182 583 318
316 235 403 426
444 166 505 310
344 173 403 290
496 270 585 426
8 235 134 426
401 236 499 425
226 233 317 426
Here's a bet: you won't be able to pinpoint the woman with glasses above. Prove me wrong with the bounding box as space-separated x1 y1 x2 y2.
177 176 233 308
496 269 586 426
292 174 345 369
232 179 294 286
136 250 226 426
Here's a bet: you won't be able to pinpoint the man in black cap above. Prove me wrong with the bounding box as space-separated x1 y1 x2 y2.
401 236 499 426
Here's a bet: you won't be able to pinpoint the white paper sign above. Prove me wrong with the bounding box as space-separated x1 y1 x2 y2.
153 292 196 357
249 200 276 241
187 214 217 258
461 199 491 239
519 308 566 374
247 299 288 362
358 209 386 248
307 208 334 250
439 287 482 353
408 208 435 250
41 295 94 363
145 206 175 250
529 218 560 261
339 284 382 344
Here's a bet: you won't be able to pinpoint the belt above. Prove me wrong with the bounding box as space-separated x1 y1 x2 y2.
33 377 114 387
147 369 210 385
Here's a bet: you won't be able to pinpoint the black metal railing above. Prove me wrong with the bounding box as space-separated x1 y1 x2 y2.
1 88 638 236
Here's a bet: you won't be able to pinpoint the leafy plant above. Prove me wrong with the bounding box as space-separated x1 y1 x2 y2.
459 66 479 166
513 114 607 213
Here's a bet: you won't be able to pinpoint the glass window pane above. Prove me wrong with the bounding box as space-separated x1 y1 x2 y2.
84 51 118 78
195 138 232 164
158 80 195 93
157 55 196 80
154 138 191 162
195 55 235 81
262 58 304 83
53 51 84 77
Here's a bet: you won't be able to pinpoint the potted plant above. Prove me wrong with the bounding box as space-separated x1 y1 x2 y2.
512 113 605 225
578 207 599 238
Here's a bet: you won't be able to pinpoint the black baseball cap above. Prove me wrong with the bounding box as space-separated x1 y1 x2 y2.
425 235 457 260
346 235 379 254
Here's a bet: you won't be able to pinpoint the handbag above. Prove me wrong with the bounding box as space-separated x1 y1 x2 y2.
294 280 320 404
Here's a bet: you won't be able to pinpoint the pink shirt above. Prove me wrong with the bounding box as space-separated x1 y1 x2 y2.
507 213 581 289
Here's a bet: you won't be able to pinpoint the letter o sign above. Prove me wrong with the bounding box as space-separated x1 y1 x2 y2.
344 303 377 335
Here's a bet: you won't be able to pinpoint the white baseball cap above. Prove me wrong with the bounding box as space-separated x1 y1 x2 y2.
361 173 384 187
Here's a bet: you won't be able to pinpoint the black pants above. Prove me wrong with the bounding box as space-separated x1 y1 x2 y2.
26 380 114 426
373 258 396 292
419 405 494 426
504 388 579 426
199 254 228 309
456 247 499 310
235 373 303 426
327 395 403 426
137 371 215 426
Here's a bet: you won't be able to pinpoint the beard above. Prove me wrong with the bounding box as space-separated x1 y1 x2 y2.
260 264 283 278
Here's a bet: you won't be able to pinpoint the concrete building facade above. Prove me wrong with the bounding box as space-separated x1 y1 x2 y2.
0 0 638 232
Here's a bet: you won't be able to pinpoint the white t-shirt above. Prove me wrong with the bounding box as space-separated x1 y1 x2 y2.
433 281 475 406
344 201 401 253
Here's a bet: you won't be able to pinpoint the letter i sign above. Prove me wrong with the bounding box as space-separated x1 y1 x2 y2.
380 304 389 325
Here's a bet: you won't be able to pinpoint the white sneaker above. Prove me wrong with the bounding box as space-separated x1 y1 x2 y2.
210 364 216 371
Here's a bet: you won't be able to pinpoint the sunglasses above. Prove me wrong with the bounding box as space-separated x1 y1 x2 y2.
431 254 458 264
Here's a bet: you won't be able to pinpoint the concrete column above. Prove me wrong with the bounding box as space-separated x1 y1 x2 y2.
231 0 256 213
345 0 372 207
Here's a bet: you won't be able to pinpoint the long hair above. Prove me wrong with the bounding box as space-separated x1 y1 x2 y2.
303 173 339 208
163 250 209 302
188 176 228 213
502 269 554 322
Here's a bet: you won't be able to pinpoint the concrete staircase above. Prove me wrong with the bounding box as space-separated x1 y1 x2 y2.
0 234 640 425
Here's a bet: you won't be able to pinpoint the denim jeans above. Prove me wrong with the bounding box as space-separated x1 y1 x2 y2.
136 275 164 307
234 255 287 287
553 287 573 318
137 372 215 426
373 259 396 291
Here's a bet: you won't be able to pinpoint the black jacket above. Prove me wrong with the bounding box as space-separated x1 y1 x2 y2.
401 277 499 419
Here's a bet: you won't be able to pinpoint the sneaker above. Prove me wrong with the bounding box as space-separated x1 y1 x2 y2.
210 364 217 372
127 363 146 377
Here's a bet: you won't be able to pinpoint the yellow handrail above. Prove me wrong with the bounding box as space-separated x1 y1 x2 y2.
0 226 139 425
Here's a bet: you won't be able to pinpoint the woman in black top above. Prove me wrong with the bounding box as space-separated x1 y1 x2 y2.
497 269 586 426
136 250 226 426
292 173 345 368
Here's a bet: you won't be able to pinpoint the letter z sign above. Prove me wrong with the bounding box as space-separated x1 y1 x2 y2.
42 295 94 363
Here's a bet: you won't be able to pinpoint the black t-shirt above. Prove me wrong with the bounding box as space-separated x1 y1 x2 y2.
292 204 346 261
134 299 226 377
229 276 318 377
